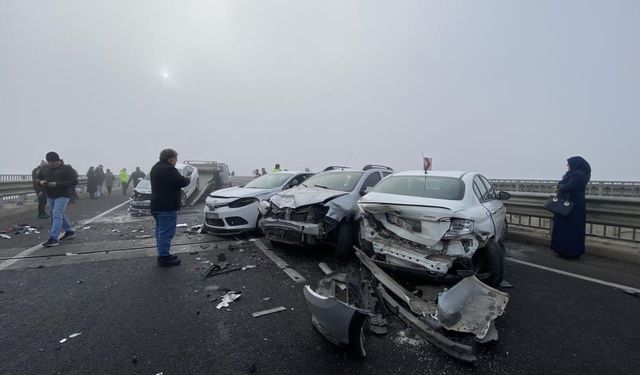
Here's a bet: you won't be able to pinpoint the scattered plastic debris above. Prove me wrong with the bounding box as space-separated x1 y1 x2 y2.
252 306 287 318
216 291 242 309
4 224 42 235
262 297 271 301
76 280 82 284
176 223 188 228
184 224 203 234
69 332 82 338
82 226 92 230
0 234 11 239
59 338 67 343
242 265 257 271
318 262 333 275
64 252 76 256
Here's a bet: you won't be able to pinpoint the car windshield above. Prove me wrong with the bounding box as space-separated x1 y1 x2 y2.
372 176 465 200
304 171 364 192
244 173 293 189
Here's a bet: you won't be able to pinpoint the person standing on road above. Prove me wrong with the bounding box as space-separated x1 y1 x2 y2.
129 167 146 188
32 160 49 219
550 156 591 260
86 166 97 199
261 167 267 175
150 149 190 267
95 165 105 198
35 152 79 247
105 169 115 195
119 168 130 195
272 163 281 173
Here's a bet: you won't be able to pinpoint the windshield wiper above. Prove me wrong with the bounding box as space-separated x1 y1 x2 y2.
314 184 330 189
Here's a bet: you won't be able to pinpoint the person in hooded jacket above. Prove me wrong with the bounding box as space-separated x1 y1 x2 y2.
550 156 591 259
105 169 115 195
95 165 105 198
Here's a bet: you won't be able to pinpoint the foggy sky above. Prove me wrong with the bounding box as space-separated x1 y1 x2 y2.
1 1 639 180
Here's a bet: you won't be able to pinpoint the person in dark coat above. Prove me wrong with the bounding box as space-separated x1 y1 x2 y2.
86 166 97 199
129 167 146 188
550 156 591 259
150 149 190 267
94 165 105 198
104 169 115 195
32 160 49 219
35 152 79 247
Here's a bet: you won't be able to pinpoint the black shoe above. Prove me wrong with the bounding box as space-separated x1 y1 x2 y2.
157 256 181 267
60 231 76 240
42 238 59 247
170 254 178 260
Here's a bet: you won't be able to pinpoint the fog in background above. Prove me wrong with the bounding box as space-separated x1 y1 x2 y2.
1 1 638 180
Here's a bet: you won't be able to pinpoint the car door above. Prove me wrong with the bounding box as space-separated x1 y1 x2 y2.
479 175 507 241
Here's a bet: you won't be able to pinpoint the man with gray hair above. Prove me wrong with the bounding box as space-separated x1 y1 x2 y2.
150 148 190 266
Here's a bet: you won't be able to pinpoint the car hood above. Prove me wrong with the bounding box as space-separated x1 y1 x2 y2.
209 186 273 199
269 186 349 209
134 180 152 194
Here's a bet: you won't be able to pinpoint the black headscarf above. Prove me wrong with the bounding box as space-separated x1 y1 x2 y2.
565 156 591 182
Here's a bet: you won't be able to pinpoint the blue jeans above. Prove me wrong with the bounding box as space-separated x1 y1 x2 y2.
152 211 177 257
48 197 73 239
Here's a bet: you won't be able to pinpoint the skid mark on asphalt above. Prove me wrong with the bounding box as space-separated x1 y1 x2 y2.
254 239 306 283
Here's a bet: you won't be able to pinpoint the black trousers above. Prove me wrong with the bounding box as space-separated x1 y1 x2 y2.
36 191 47 215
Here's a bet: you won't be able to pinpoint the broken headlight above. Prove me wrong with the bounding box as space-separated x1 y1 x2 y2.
229 197 258 208
443 218 474 239
258 200 271 215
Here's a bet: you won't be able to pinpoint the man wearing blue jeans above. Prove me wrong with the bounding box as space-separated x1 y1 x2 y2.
35 152 79 247
150 148 190 267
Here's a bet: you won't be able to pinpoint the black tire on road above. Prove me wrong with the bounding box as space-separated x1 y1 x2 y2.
180 192 187 208
254 213 264 236
472 240 505 288
335 221 354 259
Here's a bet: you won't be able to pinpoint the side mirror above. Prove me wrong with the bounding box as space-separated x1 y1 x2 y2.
497 191 511 200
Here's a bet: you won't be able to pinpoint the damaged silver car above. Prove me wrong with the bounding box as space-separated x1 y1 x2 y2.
358 170 510 287
259 165 393 258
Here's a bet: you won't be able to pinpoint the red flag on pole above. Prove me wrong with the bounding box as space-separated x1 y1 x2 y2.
423 157 432 174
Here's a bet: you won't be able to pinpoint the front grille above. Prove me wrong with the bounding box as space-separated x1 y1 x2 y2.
225 217 249 226
268 205 328 223
206 218 225 227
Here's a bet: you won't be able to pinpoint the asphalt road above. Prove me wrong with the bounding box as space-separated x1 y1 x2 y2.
1 196 639 375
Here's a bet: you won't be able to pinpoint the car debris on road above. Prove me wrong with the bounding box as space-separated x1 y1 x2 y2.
252 306 287 318
216 291 242 309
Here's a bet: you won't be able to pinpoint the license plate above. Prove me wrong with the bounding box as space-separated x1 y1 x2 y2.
386 214 421 233
206 212 219 219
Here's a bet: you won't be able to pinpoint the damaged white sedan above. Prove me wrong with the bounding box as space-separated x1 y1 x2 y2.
358 170 510 287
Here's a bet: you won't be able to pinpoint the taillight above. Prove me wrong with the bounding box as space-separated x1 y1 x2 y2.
443 219 474 239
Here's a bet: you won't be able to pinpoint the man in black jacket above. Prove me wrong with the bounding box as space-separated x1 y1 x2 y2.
150 148 190 266
35 152 79 247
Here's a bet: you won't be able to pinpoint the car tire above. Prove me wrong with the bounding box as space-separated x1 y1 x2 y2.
335 221 354 259
472 240 505 288
254 213 264 236
180 192 187 207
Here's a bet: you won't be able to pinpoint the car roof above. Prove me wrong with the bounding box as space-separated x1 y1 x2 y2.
392 170 472 179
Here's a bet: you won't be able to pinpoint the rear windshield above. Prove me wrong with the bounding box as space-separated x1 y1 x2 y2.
371 176 465 200
303 171 364 192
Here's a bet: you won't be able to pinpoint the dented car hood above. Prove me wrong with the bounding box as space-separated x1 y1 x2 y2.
210 186 273 199
270 186 348 209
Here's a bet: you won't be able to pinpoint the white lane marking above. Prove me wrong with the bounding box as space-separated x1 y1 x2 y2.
0 200 130 271
80 200 130 225
507 257 640 294
254 239 306 283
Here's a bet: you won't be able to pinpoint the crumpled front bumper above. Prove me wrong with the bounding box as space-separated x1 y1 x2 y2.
129 200 151 216
260 218 324 245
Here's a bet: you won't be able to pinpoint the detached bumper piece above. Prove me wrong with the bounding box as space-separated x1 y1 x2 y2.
303 280 370 358
353 247 510 363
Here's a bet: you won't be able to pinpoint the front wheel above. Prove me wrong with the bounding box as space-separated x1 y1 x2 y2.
472 240 505 288
180 192 188 207
335 221 354 259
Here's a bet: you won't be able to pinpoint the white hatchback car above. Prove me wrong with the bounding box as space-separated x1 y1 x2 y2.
203 171 314 234
358 170 510 287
